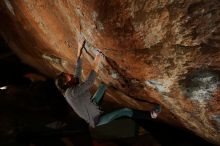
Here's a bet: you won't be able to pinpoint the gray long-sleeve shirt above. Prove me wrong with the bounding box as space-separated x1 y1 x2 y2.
64 58 102 127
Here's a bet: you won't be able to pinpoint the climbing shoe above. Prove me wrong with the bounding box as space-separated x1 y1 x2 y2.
154 104 162 113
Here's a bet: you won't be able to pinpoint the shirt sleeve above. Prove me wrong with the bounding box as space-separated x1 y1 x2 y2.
74 58 82 78
75 70 96 95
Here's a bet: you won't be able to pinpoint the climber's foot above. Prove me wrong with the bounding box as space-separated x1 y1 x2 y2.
150 104 162 119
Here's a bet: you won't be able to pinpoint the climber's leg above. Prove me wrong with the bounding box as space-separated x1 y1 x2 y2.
96 108 133 126
91 83 107 105
96 105 162 126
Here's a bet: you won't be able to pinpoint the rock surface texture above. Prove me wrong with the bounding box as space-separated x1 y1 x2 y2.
0 0 220 145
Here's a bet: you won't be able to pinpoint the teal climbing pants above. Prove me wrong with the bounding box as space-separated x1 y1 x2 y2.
96 108 133 126
90 84 134 126
91 83 153 127
91 83 107 105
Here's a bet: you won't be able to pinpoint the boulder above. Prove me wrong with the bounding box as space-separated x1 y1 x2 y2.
0 0 219 144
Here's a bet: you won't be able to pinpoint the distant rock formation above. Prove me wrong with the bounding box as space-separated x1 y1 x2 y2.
0 0 219 145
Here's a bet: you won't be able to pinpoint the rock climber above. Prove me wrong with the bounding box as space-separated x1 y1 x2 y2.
55 36 161 128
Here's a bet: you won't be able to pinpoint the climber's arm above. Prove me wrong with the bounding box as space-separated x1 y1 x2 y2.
74 36 85 78
76 52 102 94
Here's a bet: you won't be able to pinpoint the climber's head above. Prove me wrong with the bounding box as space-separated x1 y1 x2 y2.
55 72 79 93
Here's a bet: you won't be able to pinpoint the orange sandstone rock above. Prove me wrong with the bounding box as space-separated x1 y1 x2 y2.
0 0 219 144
